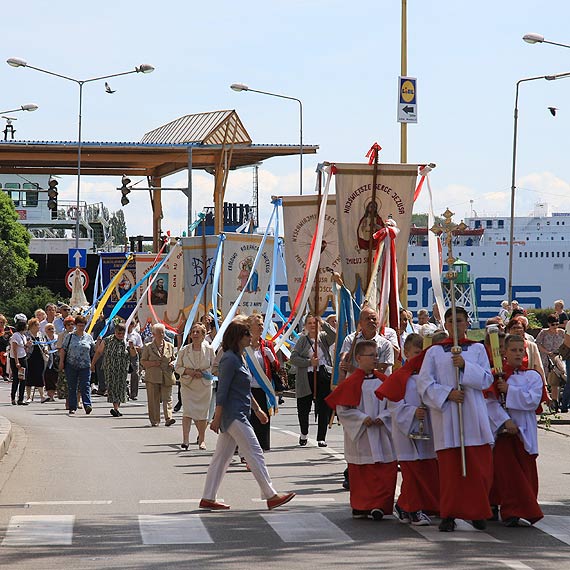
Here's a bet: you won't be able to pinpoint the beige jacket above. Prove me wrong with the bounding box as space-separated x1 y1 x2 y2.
141 341 176 386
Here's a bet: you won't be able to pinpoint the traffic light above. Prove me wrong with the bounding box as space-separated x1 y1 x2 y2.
120 175 131 206
47 178 58 211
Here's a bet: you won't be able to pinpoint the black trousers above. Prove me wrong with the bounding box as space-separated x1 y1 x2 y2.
297 373 331 441
10 357 26 403
250 387 271 451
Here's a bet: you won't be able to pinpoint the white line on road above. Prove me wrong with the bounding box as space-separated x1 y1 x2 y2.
262 512 352 543
25 501 112 506
252 497 336 503
535 515 570 546
138 514 213 544
498 561 535 570
2 515 75 546
539 500 566 506
410 519 503 543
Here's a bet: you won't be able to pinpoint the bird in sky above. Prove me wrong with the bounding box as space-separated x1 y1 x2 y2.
548 106 558 116
105 82 116 94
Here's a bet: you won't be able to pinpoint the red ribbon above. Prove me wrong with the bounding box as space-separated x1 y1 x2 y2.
365 142 382 165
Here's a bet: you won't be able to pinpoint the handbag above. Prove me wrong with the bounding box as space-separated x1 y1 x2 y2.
557 343 570 360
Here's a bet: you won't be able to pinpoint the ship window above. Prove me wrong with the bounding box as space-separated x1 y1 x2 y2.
563 221 566 225
524 252 527 258
519 252 522 258
470 252 474 256
547 221 551 225
486 220 492 228
557 221 560 225
558 252 560 258
537 237 539 240
498 220 504 228
541 252 544 257
423 253 426 257
482 252 485 256
546 252 549 257
474 220 481 229
526 237 529 241
554 263 564 270
494 252 497 256
552 236 554 240
4 182 21 206
23 183 38 207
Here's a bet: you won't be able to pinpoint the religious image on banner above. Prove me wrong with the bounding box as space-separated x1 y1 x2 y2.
181 236 218 320
136 247 185 329
281 195 340 314
100 253 137 319
333 163 419 296
220 233 273 318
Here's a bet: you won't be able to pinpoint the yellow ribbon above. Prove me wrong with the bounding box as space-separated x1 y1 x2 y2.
87 254 134 335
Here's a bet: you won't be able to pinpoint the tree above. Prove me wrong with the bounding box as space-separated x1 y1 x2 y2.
0 191 37 300
0 285 64 321
109 209 128 246
411 213 444 227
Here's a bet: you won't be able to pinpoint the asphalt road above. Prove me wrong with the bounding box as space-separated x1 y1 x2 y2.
0 382 569 570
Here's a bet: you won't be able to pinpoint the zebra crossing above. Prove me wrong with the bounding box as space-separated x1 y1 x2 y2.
2 511 570 549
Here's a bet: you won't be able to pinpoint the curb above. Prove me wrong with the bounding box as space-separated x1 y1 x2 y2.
0 415 13 461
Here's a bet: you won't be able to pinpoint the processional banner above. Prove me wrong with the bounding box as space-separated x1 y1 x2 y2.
333 163 419 297
99 253 137 319
181 236 218 320
135 248 185 329
220 233 274 318
281 195 341 314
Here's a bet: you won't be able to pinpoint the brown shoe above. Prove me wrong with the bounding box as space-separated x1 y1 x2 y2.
199 498 230 510
267 492 296 510
165 418 176 427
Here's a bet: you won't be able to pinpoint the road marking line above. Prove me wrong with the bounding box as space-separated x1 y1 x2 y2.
410 519 502 542
498 561 535 570
275 429 345 460
2 515 74 546
25 501 112 506
138 514 213 544
261 512 352 543
539 500 565 506
139 499 222 504
535 515 570 546
252 497 336 503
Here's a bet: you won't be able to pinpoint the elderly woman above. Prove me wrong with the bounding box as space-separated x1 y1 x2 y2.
175 323 215 449
24 317 47 404
60 315 95 416
199 316 295 511
141 323 176 427
290 314 336 447
91 323 136 417
42 323 58 403
535 314 565 410
246 313 279 451
56 316 76 408
505 317 545 382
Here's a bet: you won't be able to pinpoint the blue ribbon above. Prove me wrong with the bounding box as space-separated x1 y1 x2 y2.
182 234 225 347
211 234 226 332
263 198 281 337
331 284 359 386
264 292 300 341
244 349 277 413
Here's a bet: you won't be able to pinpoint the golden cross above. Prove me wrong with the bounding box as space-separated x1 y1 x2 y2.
430 208 467 281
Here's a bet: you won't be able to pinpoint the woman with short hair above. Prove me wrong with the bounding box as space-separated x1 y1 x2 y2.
24 317 47 403
10 317 30 405
199 316 295 511
60 315 95 416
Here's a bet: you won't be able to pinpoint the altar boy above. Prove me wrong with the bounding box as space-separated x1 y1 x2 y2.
326 340 397 520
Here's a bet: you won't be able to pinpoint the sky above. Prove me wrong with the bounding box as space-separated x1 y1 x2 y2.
4 1 570 236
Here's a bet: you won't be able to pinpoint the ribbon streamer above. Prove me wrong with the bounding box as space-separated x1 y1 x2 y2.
244 347 277 415
263 198 282 338
87 254 133 335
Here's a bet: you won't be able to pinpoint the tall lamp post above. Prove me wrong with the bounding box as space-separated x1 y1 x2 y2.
507 71 570 302
7 57 154 249
523 33 570 50
230 83 303 196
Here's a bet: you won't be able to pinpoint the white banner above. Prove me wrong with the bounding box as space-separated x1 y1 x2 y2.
281 195 341 314
220 233 274 318
181 236 218 320
333 163 419 296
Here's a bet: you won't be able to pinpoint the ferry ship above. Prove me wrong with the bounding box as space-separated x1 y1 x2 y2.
407 202 566 324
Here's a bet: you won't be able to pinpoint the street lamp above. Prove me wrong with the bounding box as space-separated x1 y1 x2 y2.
7 57 155 249
0 104 39 114
230 83 304 195
523 33 570 49
507 71 570 302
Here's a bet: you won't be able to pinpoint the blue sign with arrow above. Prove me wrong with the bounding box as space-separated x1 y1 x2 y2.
68 248 87 269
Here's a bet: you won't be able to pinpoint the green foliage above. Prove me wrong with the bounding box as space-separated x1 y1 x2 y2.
411 213 444 227
525 311 544 329
0 191 37 300
0 285 64 321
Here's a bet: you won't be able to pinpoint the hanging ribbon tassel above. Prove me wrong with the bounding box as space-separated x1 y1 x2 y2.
365 142 382 165
262 198 282 338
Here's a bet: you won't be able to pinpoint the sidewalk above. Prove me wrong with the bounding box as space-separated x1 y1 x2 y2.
0 414 12 461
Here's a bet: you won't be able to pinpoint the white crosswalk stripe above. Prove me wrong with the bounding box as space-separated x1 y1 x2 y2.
2 515 75 546
535 515 570 546
261 512 353 543
138 514 213 545
409 519 502 542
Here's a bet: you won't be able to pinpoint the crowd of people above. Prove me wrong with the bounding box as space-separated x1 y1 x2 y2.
0 299 555 523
